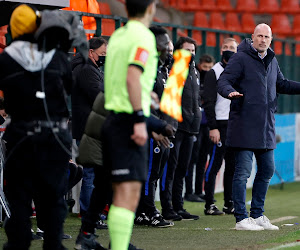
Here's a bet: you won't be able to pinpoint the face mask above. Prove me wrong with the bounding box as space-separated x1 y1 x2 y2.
164 53 174 68
95 56 106 67
200 70 208 82
222 50 235 63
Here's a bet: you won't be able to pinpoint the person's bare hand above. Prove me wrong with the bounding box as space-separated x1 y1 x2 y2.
209 129 220 144
150 91 160 109
228 92 243 99
131 122 148 146
152 132 171 148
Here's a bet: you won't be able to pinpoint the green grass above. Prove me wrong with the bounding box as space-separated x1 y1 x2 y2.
1 182 300 249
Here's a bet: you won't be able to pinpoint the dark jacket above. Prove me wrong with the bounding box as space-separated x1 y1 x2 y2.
152 66 178 130
71 54 104 140
178 61 201 134
76 92 108 167
217 38 300 149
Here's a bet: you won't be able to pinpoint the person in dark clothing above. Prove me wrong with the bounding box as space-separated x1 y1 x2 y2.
161 37 201 221
71 37 107 218
202 38 238 216
1 5 78 250
185 54 214 202
218 24 300 231
135 26 175 228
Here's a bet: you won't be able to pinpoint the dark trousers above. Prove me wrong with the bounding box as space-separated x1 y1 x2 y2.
204 120 235 206
4 126 71 250
185 124 210 195
160 130 194 212
137 139 170 216
81 167 112 233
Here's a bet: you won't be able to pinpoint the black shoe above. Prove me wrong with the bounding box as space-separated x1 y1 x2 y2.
108 242 143 250
204 204 225 215
223 203 235 214
176 209 199 220
149 214 174 228
185 193 205 202
162 209 182 221
32 232 43 240
75 231 106 250
134 213 150 226
36 230 72 240
96 220 108 230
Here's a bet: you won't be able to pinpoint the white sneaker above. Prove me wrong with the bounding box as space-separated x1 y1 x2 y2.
253 215 279 230
235 218 264 231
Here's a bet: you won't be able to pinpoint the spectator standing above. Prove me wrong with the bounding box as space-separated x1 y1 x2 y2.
1 5 74 249
102 1 157 249
202 38 238 215
185 54 215 202
160 37 201 221
218 23 300 230
71 37 107 218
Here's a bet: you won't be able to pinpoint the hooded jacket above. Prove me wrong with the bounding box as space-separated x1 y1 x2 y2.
218 38 300 149
71 53 104 140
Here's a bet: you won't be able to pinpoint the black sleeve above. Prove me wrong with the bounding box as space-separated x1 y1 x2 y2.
202 69 218 130
147 114 167 135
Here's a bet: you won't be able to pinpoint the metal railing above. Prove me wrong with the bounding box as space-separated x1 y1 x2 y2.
66 10 300 113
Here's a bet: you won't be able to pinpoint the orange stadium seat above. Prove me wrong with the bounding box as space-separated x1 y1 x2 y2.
281 0 300 14
169 0 177 8
184 0 200 11
200 0 216 11
193 12 209 45
236 0 257 13
216 0 233 12
273 36 292 55
98 2 115 36
258 0 280 13
295 36 300 56
241 14 256 34
293 15 300 35
271 14 292 36
210 12 225 30
225 13 242 32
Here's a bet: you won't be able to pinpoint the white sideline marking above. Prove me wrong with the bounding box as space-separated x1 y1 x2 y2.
270 216 298 223
267 242 300 250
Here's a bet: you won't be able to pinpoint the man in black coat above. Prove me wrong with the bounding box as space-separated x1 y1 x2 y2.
218 23 300 231
71 37 107 218
161 37 201 221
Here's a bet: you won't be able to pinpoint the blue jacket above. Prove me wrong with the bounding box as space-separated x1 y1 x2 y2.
217 39 300 149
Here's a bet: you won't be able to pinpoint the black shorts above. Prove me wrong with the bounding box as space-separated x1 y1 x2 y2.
102 112 148 182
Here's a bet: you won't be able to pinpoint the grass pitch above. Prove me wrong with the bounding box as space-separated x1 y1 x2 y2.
1 181 300 249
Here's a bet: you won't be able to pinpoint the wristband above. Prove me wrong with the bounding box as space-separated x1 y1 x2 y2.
132 110 145 123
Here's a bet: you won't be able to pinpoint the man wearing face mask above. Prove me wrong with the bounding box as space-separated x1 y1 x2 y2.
202 37 238 215
161 37 201 221
135 26 176 228
71 36 107 220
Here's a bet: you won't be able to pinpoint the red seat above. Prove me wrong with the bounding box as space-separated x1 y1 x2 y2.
293 15 300 35
225 13 242 32
236 0 257 12
241 14 256 34
200 0 216 11
193 12 209 27
295 36 300 56
183 0 201 11
216 0 233 11
98 2 111 15
169 0 177 8
281 0 300 14
273 36 292 55
210 12 225 30
271 14 292 36
258 0 280 13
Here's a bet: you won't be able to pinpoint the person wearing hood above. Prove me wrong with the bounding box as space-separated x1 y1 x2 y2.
160 36 201 221
0 4 73 249
185 54 215 203
202 38 238 216
71 36 107 219
218 24 300 231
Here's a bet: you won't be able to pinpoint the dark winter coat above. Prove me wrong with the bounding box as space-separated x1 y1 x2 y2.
217 38 300 149
76 92 108 167
71 54 104 140
178 62 201 134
